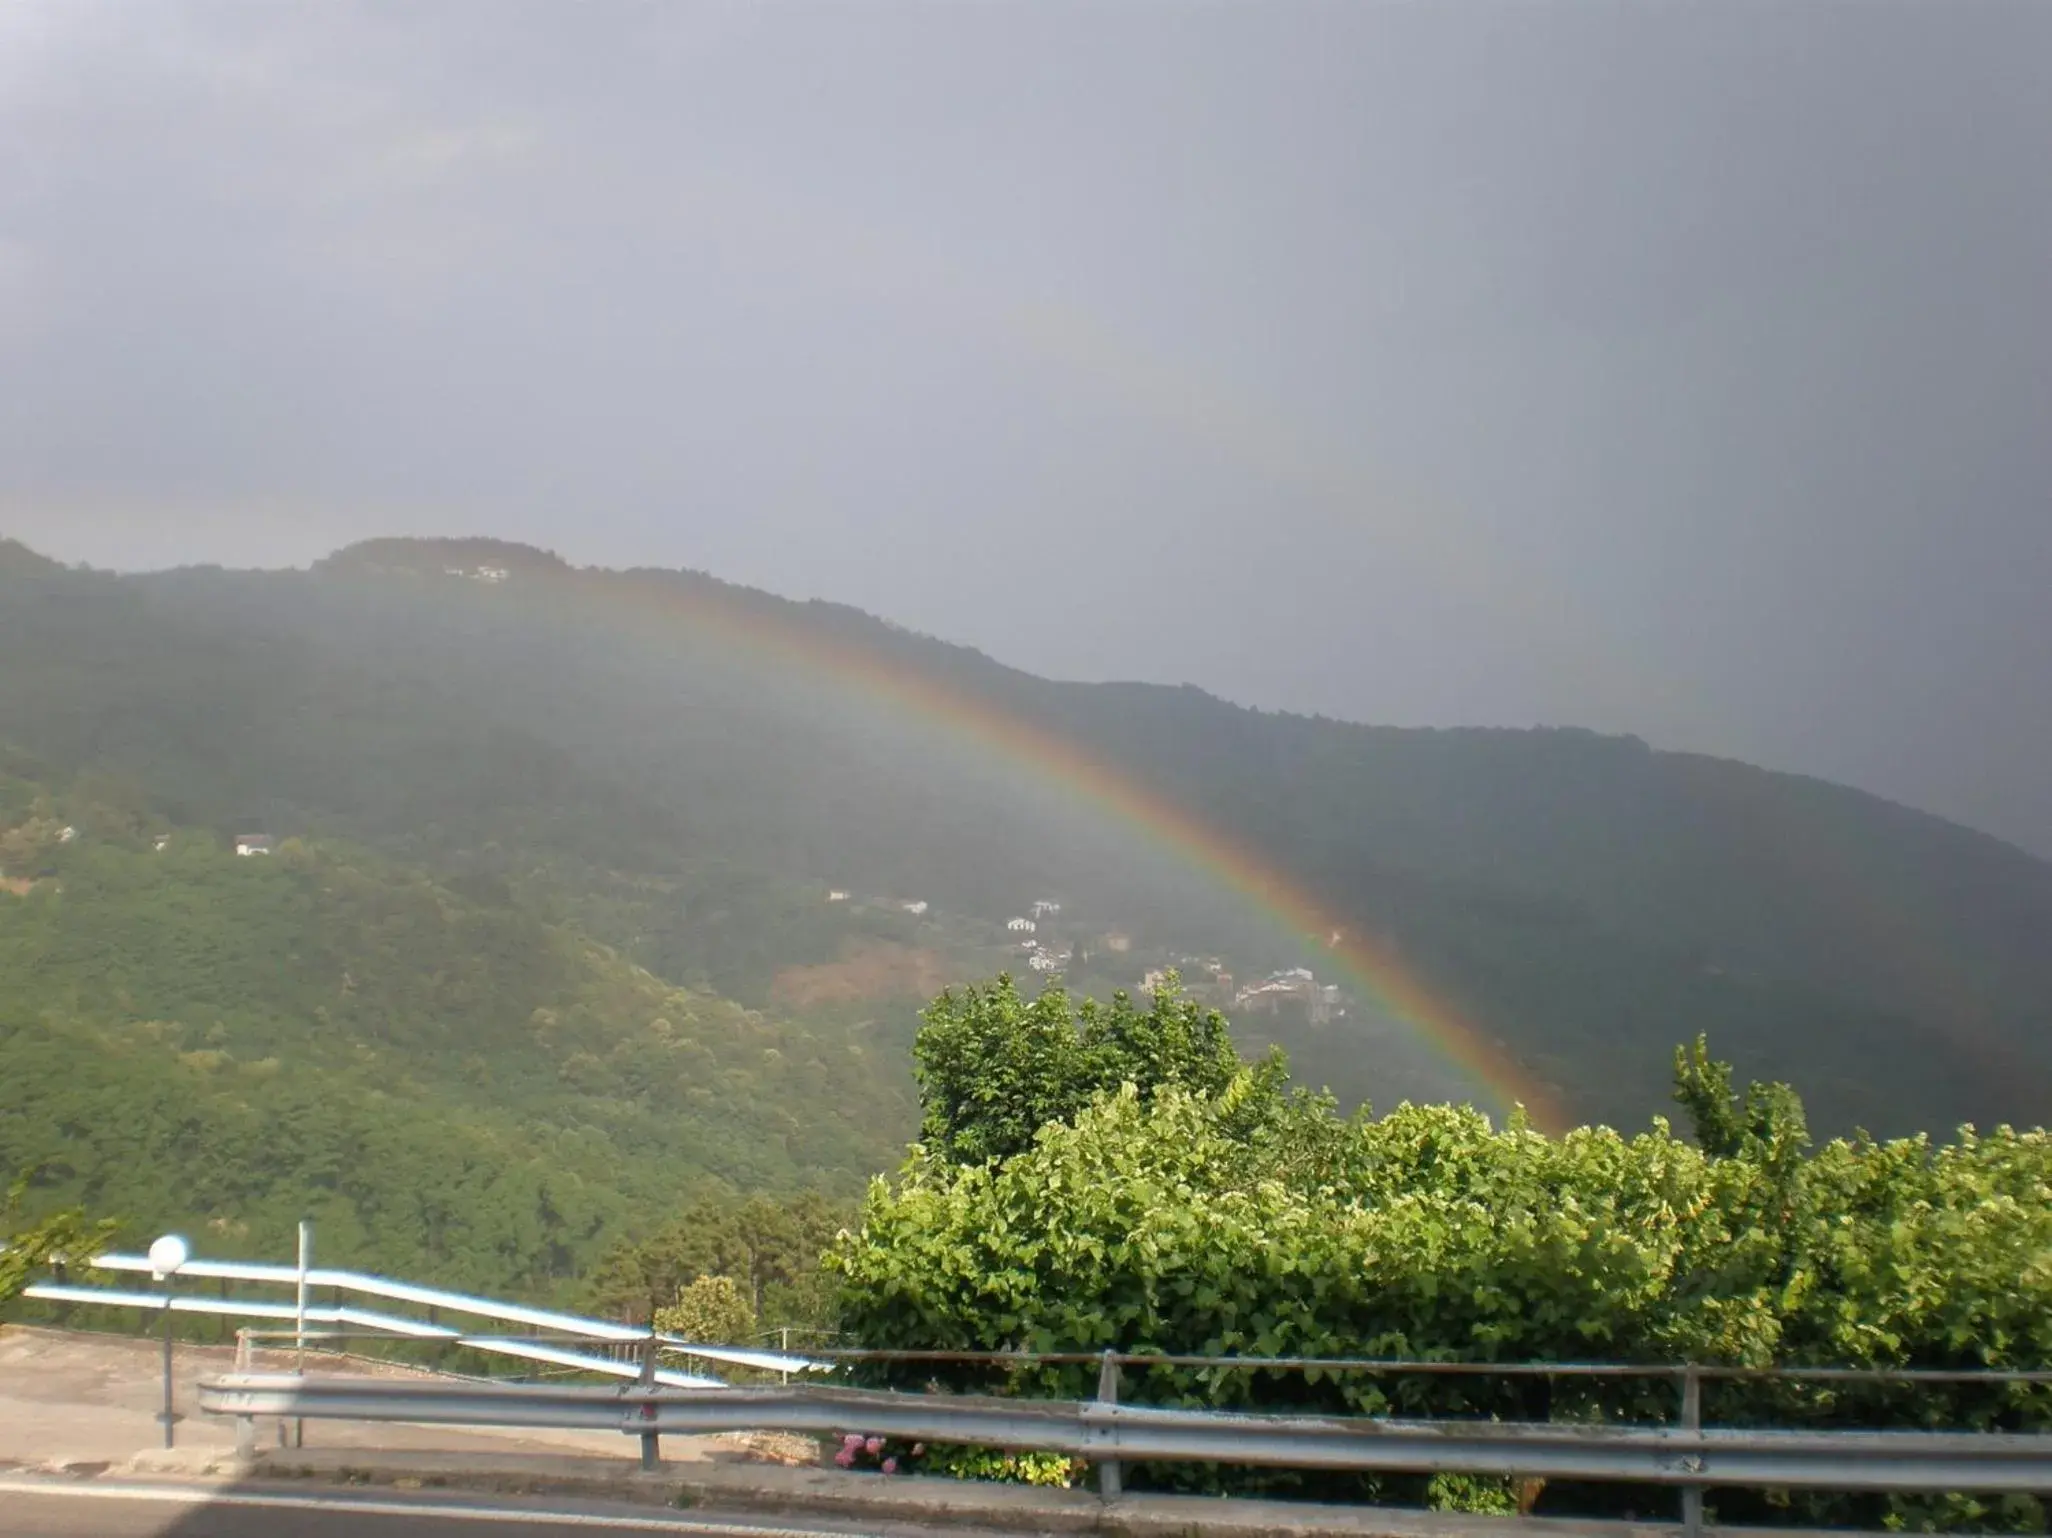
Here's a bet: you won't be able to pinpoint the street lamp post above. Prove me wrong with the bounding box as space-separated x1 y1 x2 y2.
148 1234 190 1450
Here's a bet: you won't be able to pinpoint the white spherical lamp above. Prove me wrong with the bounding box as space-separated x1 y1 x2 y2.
148 1234 190 1281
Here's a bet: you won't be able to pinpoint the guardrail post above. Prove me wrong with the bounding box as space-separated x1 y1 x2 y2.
1679 1365 1703 1538
1096 1349 1123 1500
233 1328 256 1459
293 1218 311 1450
638 1329 661 1471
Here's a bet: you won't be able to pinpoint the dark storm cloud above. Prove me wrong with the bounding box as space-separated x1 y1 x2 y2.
3 1 2048 850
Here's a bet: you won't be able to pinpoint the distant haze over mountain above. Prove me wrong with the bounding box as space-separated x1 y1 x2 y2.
4 533 2050 1138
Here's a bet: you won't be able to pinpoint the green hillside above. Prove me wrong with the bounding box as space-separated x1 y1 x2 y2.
1 536 2048 1135
0 755 912 1291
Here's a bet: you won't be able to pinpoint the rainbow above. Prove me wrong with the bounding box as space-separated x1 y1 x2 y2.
578 565 1566 1130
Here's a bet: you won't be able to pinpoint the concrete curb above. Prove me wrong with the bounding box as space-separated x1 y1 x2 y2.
121 1445 1691 1538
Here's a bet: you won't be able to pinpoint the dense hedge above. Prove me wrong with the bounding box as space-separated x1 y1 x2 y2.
831 985 2052 1527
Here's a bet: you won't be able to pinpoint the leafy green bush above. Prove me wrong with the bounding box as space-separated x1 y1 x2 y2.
830 981 2052 1527
920 1445 1084 1487
1426 1474 1524 1515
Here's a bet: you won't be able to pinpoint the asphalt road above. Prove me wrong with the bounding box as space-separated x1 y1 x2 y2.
0 1478 977 1538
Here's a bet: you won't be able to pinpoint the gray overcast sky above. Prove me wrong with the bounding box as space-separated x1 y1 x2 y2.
3 1 2050 853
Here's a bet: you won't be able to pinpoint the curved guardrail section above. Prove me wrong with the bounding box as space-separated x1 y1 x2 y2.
199 1372 2052 1496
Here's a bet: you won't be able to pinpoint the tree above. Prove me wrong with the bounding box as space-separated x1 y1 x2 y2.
912 976 1089 1165
1077 970 1251 1104
912 972 1278 1165
656 1274 756 1345
1673 1035 1744 1156
584 1190 848 1331
1674 1032 1810 1176
0 1171 119 1315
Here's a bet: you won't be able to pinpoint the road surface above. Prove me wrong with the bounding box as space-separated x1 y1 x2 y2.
0 1326 727 1467
0 1476 989 1538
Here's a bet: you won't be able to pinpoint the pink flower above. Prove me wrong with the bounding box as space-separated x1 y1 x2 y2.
833 1448 854 1468
865 1436 884 1456
882 1457 899 1475
843 1433 864 1450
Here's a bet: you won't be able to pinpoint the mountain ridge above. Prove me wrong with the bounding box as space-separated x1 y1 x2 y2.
21 529 2050 873
320 536 2048 867
2 532 2047 1134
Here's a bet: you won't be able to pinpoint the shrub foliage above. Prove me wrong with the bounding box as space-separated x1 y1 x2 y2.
832 978 2052 1525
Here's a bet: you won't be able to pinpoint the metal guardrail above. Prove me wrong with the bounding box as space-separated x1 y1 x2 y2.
50 1250 818 1376
24 1283 475 1338
21 1236 828 1400
200 1370 2052 1503
20 1282 733 1389
44 1235 2052 1520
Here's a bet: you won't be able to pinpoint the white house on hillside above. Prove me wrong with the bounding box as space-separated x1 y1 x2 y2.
235 834 274 857
1006 916 1036 933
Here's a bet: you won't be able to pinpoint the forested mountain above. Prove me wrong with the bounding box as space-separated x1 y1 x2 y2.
2 534 2049 1136
0 754 910 1291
